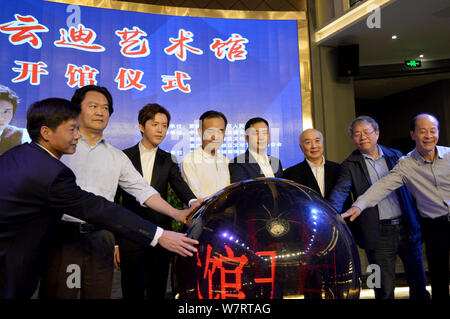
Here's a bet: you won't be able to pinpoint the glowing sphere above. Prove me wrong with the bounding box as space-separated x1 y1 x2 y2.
174 178 361 299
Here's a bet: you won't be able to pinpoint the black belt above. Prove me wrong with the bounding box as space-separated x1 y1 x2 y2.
62 221 101 234
379 217 402 225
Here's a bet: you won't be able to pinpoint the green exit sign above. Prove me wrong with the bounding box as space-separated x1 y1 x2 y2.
405 60 422 67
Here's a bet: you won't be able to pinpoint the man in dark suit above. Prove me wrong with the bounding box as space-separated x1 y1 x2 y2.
328 116 429 300
229 117 282 183
283 128 345 299
283 128 342 200
115 103 198 299
0 98 198 299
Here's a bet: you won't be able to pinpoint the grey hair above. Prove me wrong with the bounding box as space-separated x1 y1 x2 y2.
348 116 379 135
298 128 323 143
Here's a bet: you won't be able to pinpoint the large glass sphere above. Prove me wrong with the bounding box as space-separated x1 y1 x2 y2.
174 178 361 299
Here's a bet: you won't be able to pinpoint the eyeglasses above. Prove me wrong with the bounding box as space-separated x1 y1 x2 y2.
352 130 375 139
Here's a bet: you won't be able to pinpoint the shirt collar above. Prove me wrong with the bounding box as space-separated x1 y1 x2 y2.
249 149 269 164
305 155 325 168
199 146 220 159
79 134 106 148
139 141 158 154
361 145 383 160
436 146 444 159
411 146 442 164
36 142 59 160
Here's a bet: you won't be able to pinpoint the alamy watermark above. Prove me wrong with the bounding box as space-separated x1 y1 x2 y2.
66 264 81 289
366 4 381 29
366 264 381 288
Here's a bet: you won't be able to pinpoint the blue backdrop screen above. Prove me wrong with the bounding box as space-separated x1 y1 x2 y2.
0 0 304 166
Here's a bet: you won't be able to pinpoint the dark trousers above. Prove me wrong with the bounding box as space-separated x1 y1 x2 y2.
421 216 450 300
38 223 115 299
120 244 171 299
365 222 429 299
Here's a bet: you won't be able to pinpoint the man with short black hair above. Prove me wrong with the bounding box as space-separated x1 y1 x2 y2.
181 110 230 199
229 117 282 183
115 103 198 299
0 98 198 299
39 86 196 299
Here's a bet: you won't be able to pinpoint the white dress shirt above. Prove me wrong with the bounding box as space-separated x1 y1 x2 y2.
140 142 196 206
249 149 275 178
180 147 230 199
306 156 325 197
61 135 162 247
139 142 158 185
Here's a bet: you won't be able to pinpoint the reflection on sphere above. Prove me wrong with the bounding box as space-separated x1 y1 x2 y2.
174 178 361 299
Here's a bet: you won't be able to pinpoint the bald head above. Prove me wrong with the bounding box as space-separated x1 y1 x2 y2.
299 129 324 164
409 113 439 133
299 129 323 143
410 113 440 160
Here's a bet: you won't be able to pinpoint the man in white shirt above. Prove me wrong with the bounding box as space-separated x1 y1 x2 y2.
39 86 196 299
283 128 343 200
181 110 230 199
229 117 283 183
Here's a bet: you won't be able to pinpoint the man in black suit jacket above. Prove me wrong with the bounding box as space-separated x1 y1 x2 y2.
283 128 345 299
283 128 342 200
0 98 198 299
229 117 282 183
115 103 198 299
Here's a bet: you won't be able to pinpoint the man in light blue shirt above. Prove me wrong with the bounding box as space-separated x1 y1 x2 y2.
343 113 449 299
362 146 404 221
39 85 197 299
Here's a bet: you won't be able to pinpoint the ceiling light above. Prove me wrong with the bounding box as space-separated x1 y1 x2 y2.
391 35 398 39
419 54 424 58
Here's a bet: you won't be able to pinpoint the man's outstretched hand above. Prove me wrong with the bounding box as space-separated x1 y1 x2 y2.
341 206 362 222
177 198 204 224
158 230 199 257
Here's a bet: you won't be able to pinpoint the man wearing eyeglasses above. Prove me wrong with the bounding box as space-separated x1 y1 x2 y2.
329 115 429 300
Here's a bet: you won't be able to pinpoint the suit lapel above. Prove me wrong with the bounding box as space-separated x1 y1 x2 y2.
301 160 321 194
348 150 371 186
150 148 164 187
246 150 263 177
323 161 335 197
268 156 282 177
129 144 143 175
357 154 371 186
